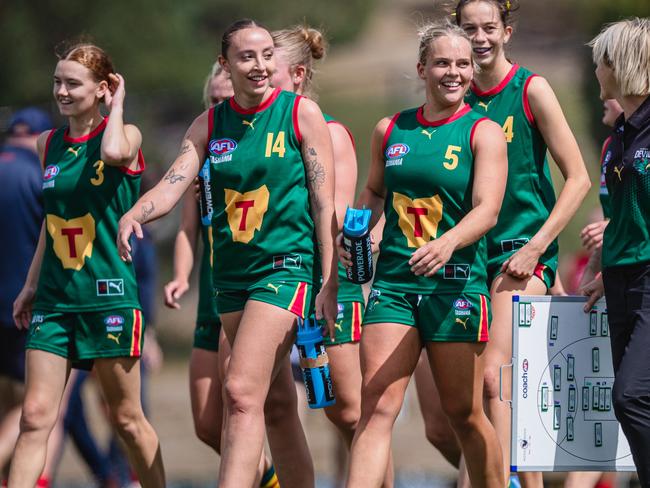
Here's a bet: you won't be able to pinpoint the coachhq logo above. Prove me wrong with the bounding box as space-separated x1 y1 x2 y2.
521 359 529 399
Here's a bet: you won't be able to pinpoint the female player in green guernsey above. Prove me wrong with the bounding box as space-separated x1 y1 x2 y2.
439 2 590 485
117 19 338 488
577 99 623 292
271 24 392 487
10 43 165 487
339 21 508 488
163 63 280 488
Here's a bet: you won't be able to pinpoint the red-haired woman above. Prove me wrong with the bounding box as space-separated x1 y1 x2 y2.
11 43 164 487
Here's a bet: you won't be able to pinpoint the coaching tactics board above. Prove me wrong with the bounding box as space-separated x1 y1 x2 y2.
510 296 635 471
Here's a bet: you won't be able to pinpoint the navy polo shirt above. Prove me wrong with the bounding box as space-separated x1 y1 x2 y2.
0 144 43 325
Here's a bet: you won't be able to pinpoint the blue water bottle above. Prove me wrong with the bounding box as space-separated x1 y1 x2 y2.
343 207 373 284
295 317 336 409
197 158 213 226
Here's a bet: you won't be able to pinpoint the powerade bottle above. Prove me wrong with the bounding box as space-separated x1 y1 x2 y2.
342 207 373 284
197 158 213 226
295 317 335 409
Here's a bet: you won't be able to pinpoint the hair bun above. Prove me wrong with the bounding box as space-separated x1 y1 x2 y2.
302 27 327 60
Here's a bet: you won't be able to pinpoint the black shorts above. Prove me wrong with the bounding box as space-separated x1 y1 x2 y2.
0 325 27 382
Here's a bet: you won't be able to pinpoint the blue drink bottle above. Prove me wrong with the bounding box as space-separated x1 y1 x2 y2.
342 207 373 284
197 158 213 226
295 317 336 409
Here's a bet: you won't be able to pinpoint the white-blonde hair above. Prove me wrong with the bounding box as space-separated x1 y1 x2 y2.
590 18 650 97
418 19 470 65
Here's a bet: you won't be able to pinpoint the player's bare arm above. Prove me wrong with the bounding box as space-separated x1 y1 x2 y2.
503 77 591 278
117 111 209 262
410 119 507 277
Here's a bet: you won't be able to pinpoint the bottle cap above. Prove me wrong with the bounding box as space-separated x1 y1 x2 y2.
343 207 372 237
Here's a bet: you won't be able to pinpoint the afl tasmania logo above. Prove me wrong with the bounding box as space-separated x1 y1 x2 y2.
454 298 472 316
104 315 125 327
385 143 410 159
43 165 60 180
209 138 237 156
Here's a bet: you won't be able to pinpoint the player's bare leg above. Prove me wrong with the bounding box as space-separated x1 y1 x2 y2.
427 342 503 488
326 341 394 487
413 351 461 468
219 301 313 488
94 357 165 488
264 355 313 487
564 471 606 487
189 347 223 453
7 350 70 488
346 323 420 488
0 378 24 468
325 343 362 448
218 327 273 487
485 274 547 488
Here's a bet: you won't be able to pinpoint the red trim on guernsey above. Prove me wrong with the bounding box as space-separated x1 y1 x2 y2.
292 95 303 144
416 104 471 127
229 87 281 114
131 309 142 357
471 64 519 97
207 105 215 145
600 136 613 163
352 302 362 342
522 74 539 126
479 295 489 342
43 130 55 168
118 149 146 175
289 282 308 318
382 112 400 153
327 120 356 151
533 263 548 284
470 117 490 153
63 117 107 143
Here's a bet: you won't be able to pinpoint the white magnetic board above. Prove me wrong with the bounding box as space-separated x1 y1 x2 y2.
511 296 634 472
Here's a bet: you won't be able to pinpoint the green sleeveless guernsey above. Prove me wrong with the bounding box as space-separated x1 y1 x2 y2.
323 113 364 303
466 65 558 271
207 88 315 289
374 105 489 295
34 119 143 312
197 221 218 323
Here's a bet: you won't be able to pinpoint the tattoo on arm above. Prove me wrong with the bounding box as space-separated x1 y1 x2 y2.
164 168 186 184
136 201 154 223
178 142 192 157
305 147 325 191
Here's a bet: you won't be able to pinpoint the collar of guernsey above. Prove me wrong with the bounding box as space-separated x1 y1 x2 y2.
206 88 317 290
373 104 490 295
465 64 558 264
34 118 144 312
602 94 650 268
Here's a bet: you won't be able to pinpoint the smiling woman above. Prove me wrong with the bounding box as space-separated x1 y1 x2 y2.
116 18 339 488
410 2 591 486
10 42 165 488
339 20 507 488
